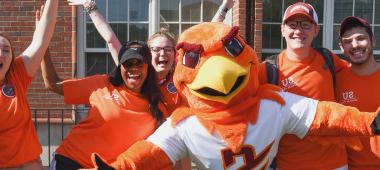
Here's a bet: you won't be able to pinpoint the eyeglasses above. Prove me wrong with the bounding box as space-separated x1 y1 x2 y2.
122 60 145 69
285 20 313 30
150 46 174 53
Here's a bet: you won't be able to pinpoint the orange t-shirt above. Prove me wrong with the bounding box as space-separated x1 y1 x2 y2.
0 57 41 167
159 75 185 113
336 66 380 169
260 49 350 169
56 75 169 167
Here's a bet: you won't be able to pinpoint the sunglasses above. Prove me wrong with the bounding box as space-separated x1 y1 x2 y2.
150 46 174 53
122 59 145 69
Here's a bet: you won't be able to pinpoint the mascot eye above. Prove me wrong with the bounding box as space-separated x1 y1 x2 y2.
182 51 200 68
224 38 244 57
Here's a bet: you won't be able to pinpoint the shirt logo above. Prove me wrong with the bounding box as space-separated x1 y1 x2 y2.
281 77 297 90
167 82 177 94
341 91 357 104
104 92 121 105
221 141 274 169
2 84 15 98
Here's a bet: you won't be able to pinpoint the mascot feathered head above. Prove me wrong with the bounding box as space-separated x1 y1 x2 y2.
174 22 260 111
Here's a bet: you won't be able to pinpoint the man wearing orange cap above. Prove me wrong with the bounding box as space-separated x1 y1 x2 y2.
261 2 350 170
336 16 380 169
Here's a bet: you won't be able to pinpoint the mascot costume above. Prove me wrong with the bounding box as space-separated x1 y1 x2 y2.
87 23 380 170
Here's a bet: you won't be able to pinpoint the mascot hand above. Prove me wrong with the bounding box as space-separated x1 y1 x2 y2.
371 107 380 134
93 153 116 170
78 153 116 170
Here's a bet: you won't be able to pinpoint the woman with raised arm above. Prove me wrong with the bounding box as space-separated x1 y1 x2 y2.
41 40 169 169
0 0 58 169
67 0 233 112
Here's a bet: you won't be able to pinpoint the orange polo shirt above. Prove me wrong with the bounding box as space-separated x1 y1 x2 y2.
260 49 350 169
0 57 41 167
56 75 169 167
336 66 380 169
159 75 185 113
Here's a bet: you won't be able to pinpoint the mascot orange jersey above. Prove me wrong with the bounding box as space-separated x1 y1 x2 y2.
88 23 380 170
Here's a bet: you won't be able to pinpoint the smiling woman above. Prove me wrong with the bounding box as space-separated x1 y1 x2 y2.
0 0 58 169
40 40 168 169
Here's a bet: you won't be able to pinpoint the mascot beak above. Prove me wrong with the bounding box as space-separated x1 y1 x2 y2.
186 56 250 104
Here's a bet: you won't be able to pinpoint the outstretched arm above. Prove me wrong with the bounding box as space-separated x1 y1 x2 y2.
308 101 380 137
89 141 173 170
85 119 187 170
36 5 63 95
304 102 380 150
68 0 121 65
211 0 234 22
22 0 58 77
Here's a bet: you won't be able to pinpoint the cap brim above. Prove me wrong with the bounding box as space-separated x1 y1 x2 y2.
340 16 370 37
119 50 144 64
283 12 317 24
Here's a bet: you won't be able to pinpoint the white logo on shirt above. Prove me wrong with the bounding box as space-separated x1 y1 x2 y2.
104 92 121 105
281 77 297 90
341 91 357 104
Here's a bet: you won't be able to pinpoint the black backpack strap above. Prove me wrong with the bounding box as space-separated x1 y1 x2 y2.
264 54 279 85
314 47 336 90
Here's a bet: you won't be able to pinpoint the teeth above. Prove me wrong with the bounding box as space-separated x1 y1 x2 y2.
128 73 141 78
158 61 168 65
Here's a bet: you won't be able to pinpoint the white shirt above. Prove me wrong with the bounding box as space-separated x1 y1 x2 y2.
148 92 318 170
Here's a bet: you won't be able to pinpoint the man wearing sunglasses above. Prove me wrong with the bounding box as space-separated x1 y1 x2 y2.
262 2 350 170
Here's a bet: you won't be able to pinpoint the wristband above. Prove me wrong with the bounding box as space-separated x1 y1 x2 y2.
218 5 230 17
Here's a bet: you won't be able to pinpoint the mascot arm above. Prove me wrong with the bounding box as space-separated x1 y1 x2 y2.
308 101 380 136
90 119 187 170
89 141 172 170
305 101 380 150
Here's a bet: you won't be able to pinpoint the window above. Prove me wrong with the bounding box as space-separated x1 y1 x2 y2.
83 0 149 76
80 0 221 76
160 0 220 38
262 0 324 58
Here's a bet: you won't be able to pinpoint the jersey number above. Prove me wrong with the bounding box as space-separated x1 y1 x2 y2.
221 141 274 170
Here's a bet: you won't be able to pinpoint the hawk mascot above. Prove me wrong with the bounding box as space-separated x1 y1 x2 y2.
87 22 380 170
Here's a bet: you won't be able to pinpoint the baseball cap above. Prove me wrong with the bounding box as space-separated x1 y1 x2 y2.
283 2 318 24
340 16 372 38
119 40 151 64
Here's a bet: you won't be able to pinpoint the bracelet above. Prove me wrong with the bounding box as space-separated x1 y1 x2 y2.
218 5 230 17
84 0 98 14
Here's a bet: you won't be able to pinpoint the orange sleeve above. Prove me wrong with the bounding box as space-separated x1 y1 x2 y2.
306 101 378 150
308 101 376 136
258 62 268 84
332 53 349 73
94 140 172 170
63 75 107 104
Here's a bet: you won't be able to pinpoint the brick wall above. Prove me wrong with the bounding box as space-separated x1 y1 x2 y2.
232 0 246 40
255 0 263 60
0 0 73 110
231 0 262 60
